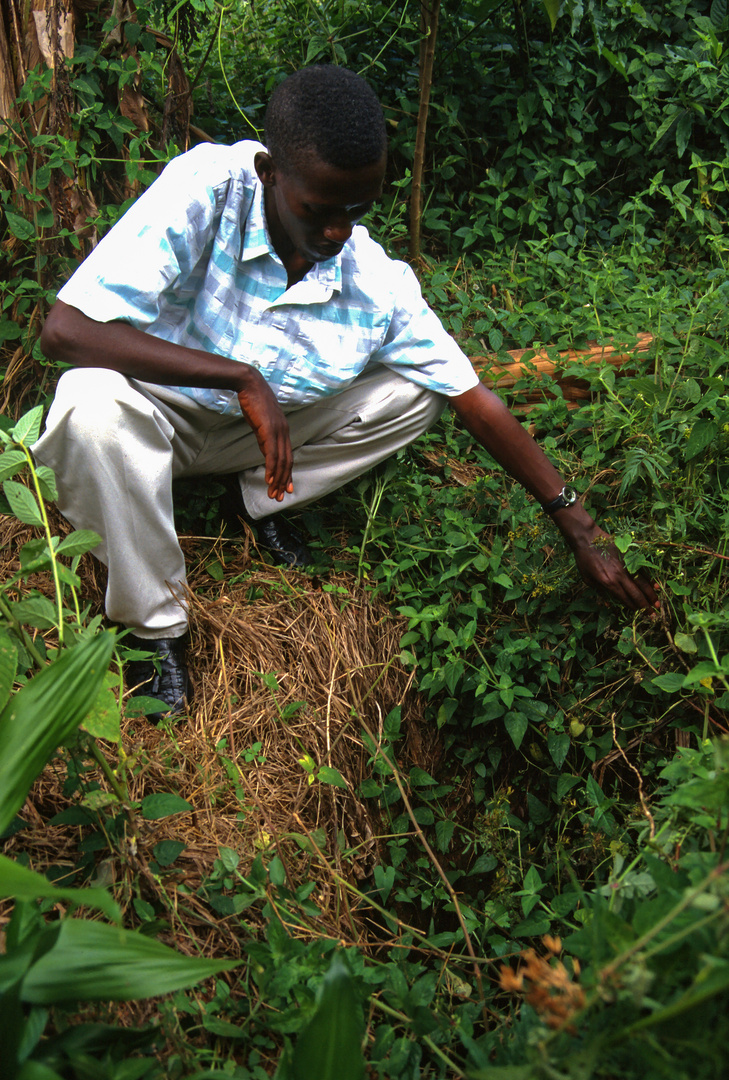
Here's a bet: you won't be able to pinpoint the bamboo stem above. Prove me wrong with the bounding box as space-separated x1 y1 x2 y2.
472 333 653 389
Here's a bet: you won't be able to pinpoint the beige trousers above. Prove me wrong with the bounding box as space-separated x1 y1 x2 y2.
33 366 444 637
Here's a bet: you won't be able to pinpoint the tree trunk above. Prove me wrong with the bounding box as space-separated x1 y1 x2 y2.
0 0 192 412
409 0 441 263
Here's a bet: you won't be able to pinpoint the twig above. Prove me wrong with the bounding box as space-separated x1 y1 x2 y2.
609 712 655 839
357 717 491 1024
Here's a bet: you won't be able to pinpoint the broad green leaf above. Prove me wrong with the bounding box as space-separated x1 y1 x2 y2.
547 730 570 768
0 320 23 344
409 766 437 787
0 632 115 834
10 595 58 631
600 46 628 80
470 853 498 874
153 840 185 867
505 711 528 750
317 765 348 789
10 406 44 447
17 1062 64 1080
0 853 121 922
19 536 56 571
81 789 121 812
289 828 326 853
684 419 718 460
35 466 57 502
683 661 721 686
56 529 102 557
711 0 727 27
511 914 551 937
675 110 692 158
268 856 286 885
4 211 35 242
55 563 81 589
140 793 192 819
673 632 698 654
81 685 121 741
664 776 729 811
542 0 560 31
292 953 365 1080
3 481 43 527
125 694 173 717
652 672 687 693
0 450 27 482
375 864 396 905
0 631 18 714
435 817 455 853
202 1016 246 1038
20 918 238 1003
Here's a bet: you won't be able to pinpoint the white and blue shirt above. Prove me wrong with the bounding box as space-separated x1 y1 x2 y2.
58 140 479 414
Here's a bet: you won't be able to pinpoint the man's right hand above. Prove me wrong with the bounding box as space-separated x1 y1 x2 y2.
236 371 293 501
42 302 295 502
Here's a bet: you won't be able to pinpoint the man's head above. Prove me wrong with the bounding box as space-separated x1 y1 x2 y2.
256 67 387 267
263 65 386 175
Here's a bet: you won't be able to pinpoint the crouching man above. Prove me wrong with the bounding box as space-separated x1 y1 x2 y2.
33 65 658 721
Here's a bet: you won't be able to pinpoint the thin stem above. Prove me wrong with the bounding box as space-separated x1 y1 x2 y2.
601 861 728 980
0 593 46 669
359 717 488 1013
370 999 467 1076
216 3 261 139
21 444 64 643
357 475 389 583
87 738 128 805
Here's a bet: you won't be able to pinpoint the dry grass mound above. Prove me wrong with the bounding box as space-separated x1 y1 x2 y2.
2 524 434 958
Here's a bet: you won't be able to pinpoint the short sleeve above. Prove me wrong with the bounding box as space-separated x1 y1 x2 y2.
371 259 479 398
57 146 233 328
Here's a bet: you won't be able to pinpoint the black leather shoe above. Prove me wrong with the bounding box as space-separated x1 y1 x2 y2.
219 478 313 567
125 634 190 723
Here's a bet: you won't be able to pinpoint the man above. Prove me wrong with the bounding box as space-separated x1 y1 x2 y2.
33 66 658 721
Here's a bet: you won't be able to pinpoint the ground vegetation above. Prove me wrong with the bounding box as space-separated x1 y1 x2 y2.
1 1 728 1077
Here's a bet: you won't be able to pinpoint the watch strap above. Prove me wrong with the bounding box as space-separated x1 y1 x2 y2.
542 485 578 514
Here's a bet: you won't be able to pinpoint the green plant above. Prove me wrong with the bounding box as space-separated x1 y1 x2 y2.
0 407 239 1078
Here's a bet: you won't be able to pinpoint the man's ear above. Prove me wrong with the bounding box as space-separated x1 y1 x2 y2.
254 151 276 187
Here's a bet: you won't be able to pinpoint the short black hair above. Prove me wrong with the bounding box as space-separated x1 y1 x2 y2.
264 66 386 174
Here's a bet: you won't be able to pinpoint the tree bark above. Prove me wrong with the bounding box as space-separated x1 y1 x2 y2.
409 0 441 263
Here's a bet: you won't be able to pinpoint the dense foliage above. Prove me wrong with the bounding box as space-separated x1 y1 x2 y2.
1 0 728 1077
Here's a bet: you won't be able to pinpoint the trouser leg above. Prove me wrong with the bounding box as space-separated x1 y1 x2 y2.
32 369 201 638
188 367 445 519
33 366 445 635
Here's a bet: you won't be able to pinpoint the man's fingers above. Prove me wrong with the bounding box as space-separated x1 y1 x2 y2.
578 542 660 613
259 418 294 500
602 570 659 612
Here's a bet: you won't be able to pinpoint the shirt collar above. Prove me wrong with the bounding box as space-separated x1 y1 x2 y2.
241 179 343 296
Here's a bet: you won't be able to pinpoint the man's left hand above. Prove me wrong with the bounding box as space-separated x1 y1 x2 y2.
565 520 659 612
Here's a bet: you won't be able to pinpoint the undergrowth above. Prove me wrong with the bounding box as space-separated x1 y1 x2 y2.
2 240 727 1078
1 1 728 1075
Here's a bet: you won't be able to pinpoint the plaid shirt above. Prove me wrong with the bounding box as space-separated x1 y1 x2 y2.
58 141 479 414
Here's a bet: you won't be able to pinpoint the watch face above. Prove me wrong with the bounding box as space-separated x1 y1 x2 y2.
562 485 578 505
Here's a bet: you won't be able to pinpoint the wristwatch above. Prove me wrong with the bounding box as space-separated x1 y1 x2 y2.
542 485 578 514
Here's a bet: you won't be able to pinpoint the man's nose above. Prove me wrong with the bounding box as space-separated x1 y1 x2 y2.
323 216 353 243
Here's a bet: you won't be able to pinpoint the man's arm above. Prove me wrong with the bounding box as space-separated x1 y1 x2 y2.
451 382 658 611
40 301 294 501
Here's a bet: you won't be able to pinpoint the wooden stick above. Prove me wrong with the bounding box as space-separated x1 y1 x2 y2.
473 332 653 390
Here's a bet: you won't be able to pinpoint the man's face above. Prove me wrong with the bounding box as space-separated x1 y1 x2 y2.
256 148 386 266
